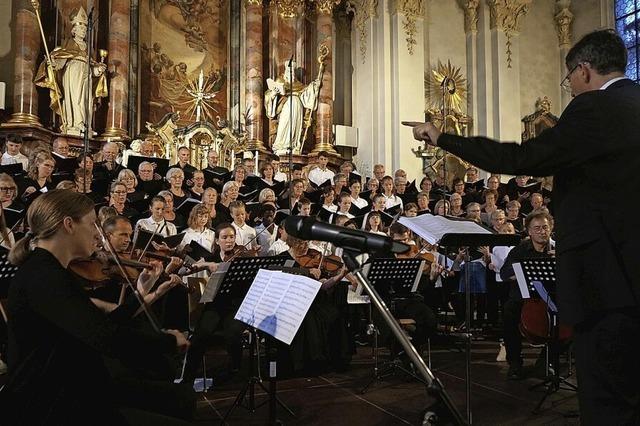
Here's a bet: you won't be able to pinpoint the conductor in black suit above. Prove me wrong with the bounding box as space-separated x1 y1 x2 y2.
409 30 640 425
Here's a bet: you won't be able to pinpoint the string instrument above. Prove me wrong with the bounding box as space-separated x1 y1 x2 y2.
396 244 435 274
296 248 344 278
519 298 572 344
225 245 260 263
69 251 197 293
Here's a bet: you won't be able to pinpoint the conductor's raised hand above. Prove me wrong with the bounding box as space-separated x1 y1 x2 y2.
402 121 442 146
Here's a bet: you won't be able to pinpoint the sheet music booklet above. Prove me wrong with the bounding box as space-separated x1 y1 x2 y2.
399 214 491 245
234 269 322 345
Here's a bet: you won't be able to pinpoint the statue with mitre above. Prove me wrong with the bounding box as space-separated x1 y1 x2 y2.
264 59 321 156
34 6 108 136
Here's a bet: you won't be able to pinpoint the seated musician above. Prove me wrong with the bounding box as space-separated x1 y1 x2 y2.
377 223 438 349
3 190 191 425
279 234 350 372
181 223 250 383
499 210 555 380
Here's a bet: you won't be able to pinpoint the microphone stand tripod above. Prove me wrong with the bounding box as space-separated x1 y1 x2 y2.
341 249 466 425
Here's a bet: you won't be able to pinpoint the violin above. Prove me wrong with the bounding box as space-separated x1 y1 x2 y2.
296 248 344 277
69 251 197 293
69 251 149 288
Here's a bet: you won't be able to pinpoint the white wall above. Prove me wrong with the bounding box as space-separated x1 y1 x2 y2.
519 0 562 118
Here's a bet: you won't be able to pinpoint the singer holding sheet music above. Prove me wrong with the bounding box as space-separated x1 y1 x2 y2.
408 30 640 425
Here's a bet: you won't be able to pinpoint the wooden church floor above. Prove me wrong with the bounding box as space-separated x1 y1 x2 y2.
193 336 581 426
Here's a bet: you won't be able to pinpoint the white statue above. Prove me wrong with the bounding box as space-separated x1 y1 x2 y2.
35 7 108 136
264 60 320 156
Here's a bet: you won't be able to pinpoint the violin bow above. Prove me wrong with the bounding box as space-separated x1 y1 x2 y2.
95 222 163 333
0 216 25 248
136 221 165 262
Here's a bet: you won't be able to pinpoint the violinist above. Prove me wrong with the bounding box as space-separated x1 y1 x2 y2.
281 234 351 372
135 196 177 238
2 190 190 425
499 210 554 380
181 223 247 384
374 223 437 349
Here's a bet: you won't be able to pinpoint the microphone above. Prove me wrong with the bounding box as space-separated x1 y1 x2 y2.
284 216 410 255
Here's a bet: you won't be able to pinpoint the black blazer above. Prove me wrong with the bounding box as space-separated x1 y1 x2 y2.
438 79 640 324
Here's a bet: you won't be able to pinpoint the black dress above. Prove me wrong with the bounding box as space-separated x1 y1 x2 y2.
2 248 179 425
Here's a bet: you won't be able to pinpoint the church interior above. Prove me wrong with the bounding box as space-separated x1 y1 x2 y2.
0 0 633 425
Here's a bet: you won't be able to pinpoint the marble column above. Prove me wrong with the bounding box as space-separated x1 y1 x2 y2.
7 0 41 127
388 0 425 176
245 0 266 151
457 1 480 129
311 0 338 155
351 0 379 172
102 0 131 140
555 1 573 110
487 0 531 141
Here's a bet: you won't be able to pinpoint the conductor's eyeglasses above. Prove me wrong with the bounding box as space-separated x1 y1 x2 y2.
561 62 588 92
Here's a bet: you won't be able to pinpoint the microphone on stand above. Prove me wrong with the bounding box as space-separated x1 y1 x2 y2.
284 216 410 255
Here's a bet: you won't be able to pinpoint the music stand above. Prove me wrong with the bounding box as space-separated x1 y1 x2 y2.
0 246 18 299
440 233 521 425
0 247 18 328
360 257 427 394
513 258 577 413
364 257 425 298
205 257 294 424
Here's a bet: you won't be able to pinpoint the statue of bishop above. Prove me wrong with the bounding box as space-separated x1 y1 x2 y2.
35 7 108 136
264 60 320 156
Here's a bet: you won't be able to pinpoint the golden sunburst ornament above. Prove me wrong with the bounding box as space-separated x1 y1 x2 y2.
425 60 467 114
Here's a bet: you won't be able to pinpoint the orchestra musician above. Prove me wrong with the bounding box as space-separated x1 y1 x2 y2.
410 29 640 425
1 190 191 425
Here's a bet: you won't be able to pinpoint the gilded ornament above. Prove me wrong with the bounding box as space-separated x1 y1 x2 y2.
487 0 532 68
393 0 424 55
276 0 305 18
555 7 573 47
456 0 479 34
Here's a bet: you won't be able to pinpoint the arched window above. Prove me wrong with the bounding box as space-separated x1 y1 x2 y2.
615 1 640 81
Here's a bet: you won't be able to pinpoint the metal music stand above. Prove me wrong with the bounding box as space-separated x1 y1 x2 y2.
212 256 295 425
0 246 18 300
513 258 577 414
439 233 521 425
360 257 427 393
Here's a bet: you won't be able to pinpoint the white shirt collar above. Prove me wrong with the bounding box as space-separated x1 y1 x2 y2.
600 77 627 90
